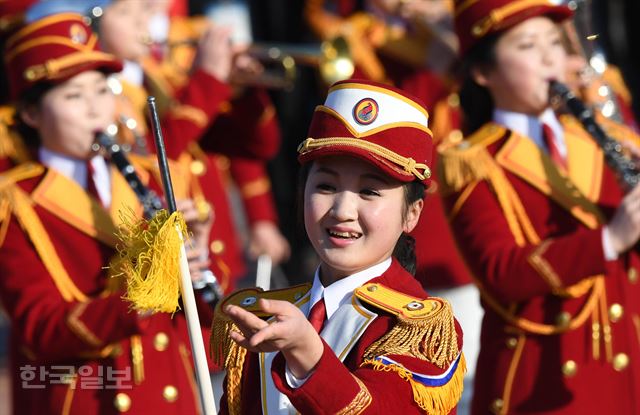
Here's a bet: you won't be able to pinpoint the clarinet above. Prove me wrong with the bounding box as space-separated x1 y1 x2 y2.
548 80 640 191
95 130 224 306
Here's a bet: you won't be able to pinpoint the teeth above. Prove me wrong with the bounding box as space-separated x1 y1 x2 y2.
329 230 360 239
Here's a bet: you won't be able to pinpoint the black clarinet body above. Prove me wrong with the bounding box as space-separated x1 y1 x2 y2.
96 131 224 306
549 80 640 191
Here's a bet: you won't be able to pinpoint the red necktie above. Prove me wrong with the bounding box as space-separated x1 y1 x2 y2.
86 160 103 206
307 298 326 333
541 123 567 170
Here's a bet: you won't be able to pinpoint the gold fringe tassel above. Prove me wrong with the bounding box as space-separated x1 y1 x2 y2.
210 310 246 415
110 209 187 313
363 299 458 369
363 353 466 414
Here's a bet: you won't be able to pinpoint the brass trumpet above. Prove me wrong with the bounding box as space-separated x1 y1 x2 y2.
244 36 355 88
162 35 354 89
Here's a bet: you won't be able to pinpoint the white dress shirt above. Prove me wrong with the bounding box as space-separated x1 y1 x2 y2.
286 257 393 387
39 147 112 208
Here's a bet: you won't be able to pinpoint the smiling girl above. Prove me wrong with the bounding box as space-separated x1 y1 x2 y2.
439 1 640 414
211 79 465 414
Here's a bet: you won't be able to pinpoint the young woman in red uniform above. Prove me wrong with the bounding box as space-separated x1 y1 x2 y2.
212 79 465 414
439 0 640 413
0 14 212 414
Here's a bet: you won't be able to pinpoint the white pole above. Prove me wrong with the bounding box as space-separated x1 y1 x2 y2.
177 226 217 415
255 254 272 290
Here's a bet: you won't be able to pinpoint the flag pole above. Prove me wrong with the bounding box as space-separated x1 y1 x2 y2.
147 96 217 415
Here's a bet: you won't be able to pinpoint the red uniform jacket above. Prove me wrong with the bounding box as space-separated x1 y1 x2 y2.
0 159 207 414
440 117 640 414
214 259 465 414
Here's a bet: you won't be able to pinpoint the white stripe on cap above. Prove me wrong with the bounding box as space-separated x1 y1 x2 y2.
323 83 429 135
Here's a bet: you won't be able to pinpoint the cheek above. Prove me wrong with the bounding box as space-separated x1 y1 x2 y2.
498 55 537 87
99 95 117 125
303 192 325 236
361 202 402 234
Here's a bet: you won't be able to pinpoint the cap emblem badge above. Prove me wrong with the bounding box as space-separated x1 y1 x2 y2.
353 98 378 125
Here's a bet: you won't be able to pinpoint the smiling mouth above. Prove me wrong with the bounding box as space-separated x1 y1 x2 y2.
327 229 362 239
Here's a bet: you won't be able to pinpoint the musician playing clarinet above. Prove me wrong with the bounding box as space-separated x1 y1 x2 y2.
0 14 213 414
439 0 640 413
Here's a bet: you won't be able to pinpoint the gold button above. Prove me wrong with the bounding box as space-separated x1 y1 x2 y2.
561 360 577 377
190 160 206 176
24 69 36 81
505 337 518 349
490 398 504 414
609 303 624 323
447 93 460 107
153 332 169 352
163 385 178 402
114 393 132 412
110 344 123 358
210 240 225 254
629 267 638 284
556 311 571 328
613 353 629 371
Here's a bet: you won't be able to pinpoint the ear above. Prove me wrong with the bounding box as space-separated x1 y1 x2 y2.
402 198 424 233
471 64 490 87
19 105 41 130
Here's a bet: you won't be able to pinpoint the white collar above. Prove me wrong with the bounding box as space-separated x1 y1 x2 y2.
39 147 111 207
120 60 144 87
493 107 566 157
309 258 392 320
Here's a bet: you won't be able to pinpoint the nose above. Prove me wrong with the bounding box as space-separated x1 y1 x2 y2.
330 191 358 221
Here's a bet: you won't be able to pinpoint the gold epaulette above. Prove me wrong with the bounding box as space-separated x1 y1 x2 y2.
210 283 311 415
355 283 459 367
438 123 506 195
356 283 465 414
0 162 44 191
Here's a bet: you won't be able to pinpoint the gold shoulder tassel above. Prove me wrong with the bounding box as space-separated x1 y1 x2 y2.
438 144 497 196
110 209 187 313
360 295 465 414
363 297 459 368
364 353 466 414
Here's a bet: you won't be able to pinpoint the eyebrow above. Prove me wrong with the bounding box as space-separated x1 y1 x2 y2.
315 166 338 176
362 172 392 185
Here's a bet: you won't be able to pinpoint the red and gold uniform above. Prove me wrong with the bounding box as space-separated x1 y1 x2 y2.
213 260 464 414
441 116 640 414
0 15 208 414
440 3 640 413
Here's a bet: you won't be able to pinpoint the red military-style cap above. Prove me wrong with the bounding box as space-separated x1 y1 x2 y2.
3 12 122 99
298 79 433 187
454 0 572 57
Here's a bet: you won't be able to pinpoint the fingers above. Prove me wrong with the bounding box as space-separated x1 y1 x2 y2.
225 304 270 339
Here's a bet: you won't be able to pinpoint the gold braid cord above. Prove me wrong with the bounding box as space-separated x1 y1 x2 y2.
298 137 431 181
